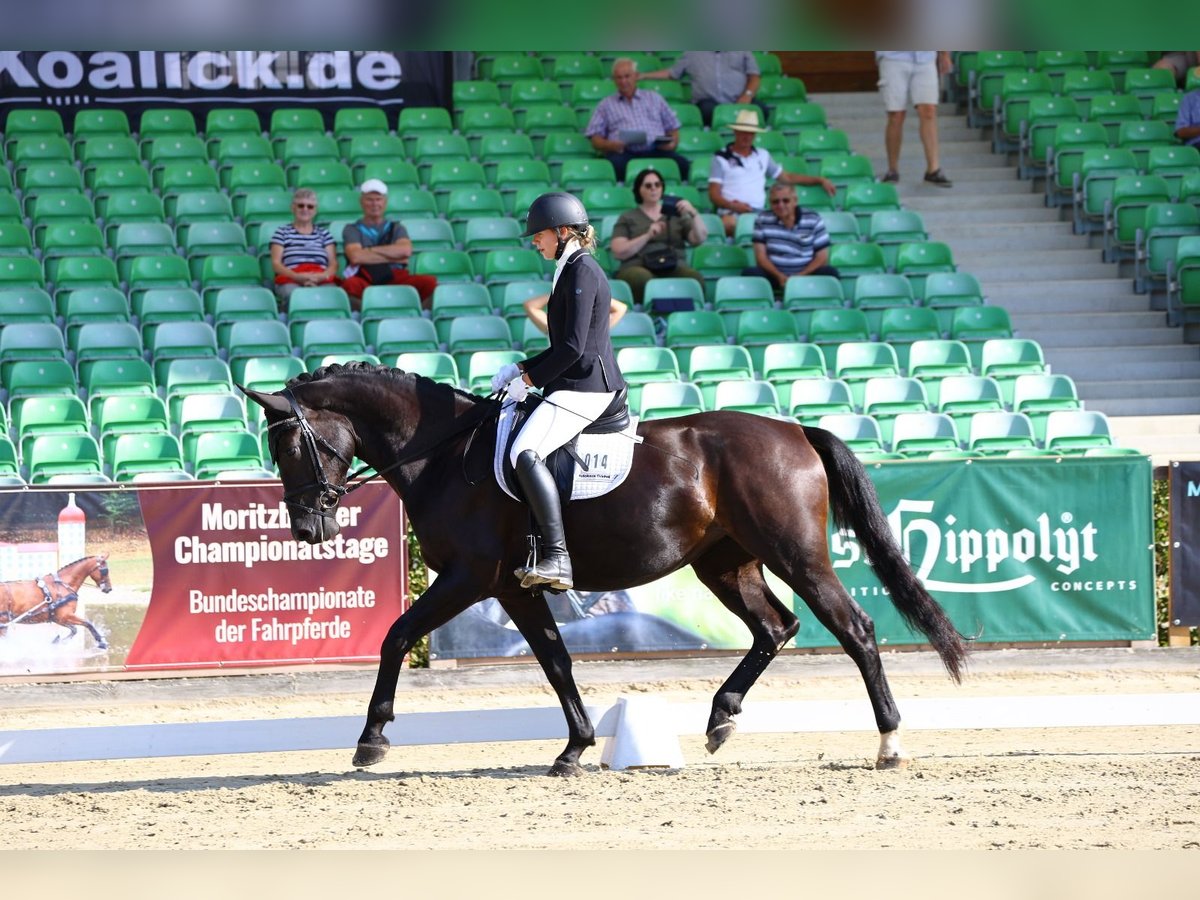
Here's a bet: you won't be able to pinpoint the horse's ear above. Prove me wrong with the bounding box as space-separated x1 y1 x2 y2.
240 385 292 416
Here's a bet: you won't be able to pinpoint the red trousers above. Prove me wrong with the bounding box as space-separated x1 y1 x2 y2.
342 266 437 310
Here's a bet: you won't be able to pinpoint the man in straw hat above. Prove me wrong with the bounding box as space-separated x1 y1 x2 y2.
707 108 836 237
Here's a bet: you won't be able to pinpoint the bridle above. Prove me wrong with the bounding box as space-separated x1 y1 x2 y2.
92 558 111 591
266 389 359 521
266 386 502 521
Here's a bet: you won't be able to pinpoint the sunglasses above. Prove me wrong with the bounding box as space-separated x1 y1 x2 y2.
642 180 663 188
294 203 316 209
769 198 794 206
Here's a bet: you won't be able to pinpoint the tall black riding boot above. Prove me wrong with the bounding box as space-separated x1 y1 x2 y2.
513 450 573 590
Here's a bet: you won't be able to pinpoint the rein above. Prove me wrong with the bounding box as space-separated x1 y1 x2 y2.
268 387 501 519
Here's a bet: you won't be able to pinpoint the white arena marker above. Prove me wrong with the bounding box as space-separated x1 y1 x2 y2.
599 696 685 770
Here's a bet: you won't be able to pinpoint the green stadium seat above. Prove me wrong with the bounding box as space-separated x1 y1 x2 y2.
24 433 103 484
372 317 439 357
639 380 705 420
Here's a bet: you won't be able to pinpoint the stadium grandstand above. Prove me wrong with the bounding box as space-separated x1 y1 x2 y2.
1 49 1197 485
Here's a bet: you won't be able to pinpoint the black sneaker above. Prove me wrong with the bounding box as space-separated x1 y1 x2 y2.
881 170 899 183
924 169 953 187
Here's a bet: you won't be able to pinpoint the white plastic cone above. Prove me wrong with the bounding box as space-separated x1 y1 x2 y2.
599 696 685 770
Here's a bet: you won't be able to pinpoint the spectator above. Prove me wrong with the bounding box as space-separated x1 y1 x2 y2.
1153 52 1200 87
609 167 708 307
707 109 836 237
876 51 953 187
1176 83 1200 148
744 183 840 290
584 57 691 182
640 50 765 127
269 188 338 310
340 179 437 311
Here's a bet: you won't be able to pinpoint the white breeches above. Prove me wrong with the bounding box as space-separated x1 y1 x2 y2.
509 389 617 467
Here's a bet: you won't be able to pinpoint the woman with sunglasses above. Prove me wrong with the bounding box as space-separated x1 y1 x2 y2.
609 167 707 308
269 188 339 310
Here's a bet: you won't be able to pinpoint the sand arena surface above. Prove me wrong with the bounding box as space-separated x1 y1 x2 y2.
1 649 1199 849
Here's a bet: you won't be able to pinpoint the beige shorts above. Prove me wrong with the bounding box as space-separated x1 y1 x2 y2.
878 56 940 111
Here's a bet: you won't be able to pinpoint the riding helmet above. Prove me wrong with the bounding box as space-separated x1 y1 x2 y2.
522 191 589 236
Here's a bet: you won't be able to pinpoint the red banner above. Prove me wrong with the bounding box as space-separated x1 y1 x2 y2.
127 481 406 668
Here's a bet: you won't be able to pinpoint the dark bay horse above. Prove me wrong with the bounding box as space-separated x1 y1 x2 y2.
0 554 111 648
242 362 966 775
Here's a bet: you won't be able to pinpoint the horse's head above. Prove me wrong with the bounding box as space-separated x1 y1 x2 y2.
241 385 357 544
91 553 112 593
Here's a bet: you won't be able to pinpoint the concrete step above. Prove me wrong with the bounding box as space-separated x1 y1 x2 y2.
945 226 1085 251
1085 395 1200 418
1000 292 1155 314
1025 325 1172 347
1048 345 1198 367
1109 415 1200 437
902 191 1051 211
1078 378 1200 401
903 205 1062 225
953 248 1105 268
984 278 1136 302
963 261 1123 280
1050 359 1200 381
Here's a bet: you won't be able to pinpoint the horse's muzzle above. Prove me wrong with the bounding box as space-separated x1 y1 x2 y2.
292 515 340 544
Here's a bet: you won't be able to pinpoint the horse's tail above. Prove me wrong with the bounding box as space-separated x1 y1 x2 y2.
802 425 967 683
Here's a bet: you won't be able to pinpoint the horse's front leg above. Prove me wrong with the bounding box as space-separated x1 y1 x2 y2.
353 570 485 768
498 594 595 777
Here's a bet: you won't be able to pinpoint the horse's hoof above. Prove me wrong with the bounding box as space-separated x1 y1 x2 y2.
352 740 390 768
96 642 108 650
875 754 911 771
705 720 737 754
547 760 585 777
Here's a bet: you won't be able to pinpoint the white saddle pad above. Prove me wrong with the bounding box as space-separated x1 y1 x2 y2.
494 399 641 502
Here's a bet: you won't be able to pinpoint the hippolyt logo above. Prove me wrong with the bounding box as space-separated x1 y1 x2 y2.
830 499 1099 593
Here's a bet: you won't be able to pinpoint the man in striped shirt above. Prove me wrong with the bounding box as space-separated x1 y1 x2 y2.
745 183 840 290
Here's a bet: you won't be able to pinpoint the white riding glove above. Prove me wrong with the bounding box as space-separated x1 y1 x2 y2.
504 376 530 402
491 362 522 393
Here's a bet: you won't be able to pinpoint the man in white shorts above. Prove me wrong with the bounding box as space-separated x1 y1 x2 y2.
876 51 953 187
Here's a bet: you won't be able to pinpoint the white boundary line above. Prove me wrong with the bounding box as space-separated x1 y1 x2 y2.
1 693 1198 768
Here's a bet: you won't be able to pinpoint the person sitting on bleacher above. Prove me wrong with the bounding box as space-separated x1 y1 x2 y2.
584 57 692 183
609 167 707 307
340 179 438 311
269 188 339 311
1176 82 1200 149
742 183 840 290
707 110 835 237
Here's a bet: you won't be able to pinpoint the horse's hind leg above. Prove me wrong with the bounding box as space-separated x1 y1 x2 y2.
57 615 106 649
781 560 908 769
498 594 595 777
691 542 799 755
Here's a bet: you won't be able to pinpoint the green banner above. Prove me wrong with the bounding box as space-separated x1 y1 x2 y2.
802 457 1156 647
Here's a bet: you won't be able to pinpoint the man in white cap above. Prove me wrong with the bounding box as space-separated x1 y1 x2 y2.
707 109 836 237
341 178 438 310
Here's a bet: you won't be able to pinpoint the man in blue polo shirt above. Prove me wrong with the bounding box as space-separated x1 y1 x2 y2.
744 182 840 290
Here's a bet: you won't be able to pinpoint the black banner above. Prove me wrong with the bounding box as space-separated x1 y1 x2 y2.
0 51 451 129
1170 460 1200 625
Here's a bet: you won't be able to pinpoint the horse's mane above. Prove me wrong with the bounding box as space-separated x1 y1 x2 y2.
285 360 488 407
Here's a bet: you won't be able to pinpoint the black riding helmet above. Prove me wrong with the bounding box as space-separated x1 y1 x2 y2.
523 191 589 258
